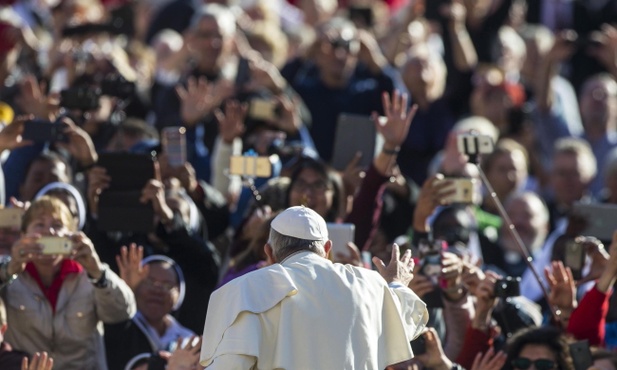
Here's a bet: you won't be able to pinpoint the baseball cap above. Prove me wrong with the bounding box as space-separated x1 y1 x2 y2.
271 206 328 241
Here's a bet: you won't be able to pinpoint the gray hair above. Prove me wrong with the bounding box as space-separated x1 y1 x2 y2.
268 228 328 261
189 4 236 38
553 137 597 181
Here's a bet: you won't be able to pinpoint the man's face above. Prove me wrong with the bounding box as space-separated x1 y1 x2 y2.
580 78 617 129
501 197 547 254
315 27 359 86
551 152 589 206
485 150 528 199
136 263 179 322
189 17 230 72
402 54 433 101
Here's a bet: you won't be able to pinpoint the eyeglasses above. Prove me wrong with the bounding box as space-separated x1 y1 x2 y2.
142 278 178 292
327 38 359 53
512 358 557 370
292 179 332 193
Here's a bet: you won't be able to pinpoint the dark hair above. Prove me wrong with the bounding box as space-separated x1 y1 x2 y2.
24 151 72 182
505 326 574 370
285 157 344 222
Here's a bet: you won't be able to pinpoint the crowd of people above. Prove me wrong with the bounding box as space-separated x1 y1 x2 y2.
0 0 617 368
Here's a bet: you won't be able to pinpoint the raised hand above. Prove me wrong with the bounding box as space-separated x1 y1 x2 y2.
22 352 54 370
472 271 500 331
372 90 417 151
57 117 98 167
587 24 617 76
70 232 105 280
412 174 457 232
596 231 617 293
373 243 414 285
140 179 174 224
544 261 577 318
274 94 301 134
214 99 247 144
577 236 610 285
414 328 453 370
176 77 232 126
470 348 507 370
166 336 202 370
115 243 149 291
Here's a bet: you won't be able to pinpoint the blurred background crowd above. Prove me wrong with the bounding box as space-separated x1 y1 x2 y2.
0 0 617 368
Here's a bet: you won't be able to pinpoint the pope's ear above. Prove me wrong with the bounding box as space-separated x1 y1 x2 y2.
264 243 276 264
324 240 332 258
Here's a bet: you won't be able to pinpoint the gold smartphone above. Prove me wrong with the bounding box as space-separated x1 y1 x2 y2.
39 236 73 255
229 155 272 178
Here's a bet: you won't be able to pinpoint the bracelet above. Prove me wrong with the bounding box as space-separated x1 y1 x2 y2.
382 146 400 155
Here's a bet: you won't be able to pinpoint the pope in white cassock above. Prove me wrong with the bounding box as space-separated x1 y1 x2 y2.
200 206 428 369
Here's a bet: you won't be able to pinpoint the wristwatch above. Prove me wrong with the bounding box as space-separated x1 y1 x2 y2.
90 269 109 289
0 260 17 284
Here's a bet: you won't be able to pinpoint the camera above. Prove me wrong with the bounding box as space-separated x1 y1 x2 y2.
100 74 135 100
494 276 521 298
60 87 101 111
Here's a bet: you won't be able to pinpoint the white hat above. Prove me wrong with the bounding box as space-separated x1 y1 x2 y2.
271 206 328 241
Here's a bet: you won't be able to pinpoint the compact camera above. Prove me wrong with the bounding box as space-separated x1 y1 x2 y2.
494 276 521 298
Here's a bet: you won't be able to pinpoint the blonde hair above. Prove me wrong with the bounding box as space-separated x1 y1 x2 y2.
21 196 76 233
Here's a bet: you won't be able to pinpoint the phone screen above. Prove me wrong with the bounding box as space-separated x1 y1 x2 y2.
162 126 187 167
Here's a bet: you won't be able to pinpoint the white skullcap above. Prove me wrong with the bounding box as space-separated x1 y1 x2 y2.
271 206 328 241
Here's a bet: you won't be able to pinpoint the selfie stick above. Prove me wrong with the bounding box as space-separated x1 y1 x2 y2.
466 143 562 325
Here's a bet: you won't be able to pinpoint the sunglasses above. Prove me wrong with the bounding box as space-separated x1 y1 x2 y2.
512 358 557 370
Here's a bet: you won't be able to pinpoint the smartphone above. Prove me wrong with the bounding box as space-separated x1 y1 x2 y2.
434 178 477 204
569 341 593 370
39 236 73 255
162 126 187 167
0 208 23 228
248 98 278 121
235 57 251 89
229 155 272 178
22 119 69 143
410 333 427 355
326 223 355 261
457 133 494 156
564 240 585 280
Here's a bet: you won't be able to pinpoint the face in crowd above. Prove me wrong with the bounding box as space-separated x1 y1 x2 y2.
135 261 181 324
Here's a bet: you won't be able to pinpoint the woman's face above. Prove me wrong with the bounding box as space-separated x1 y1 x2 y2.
289 168 334 218
136 263 179 322
513 344 558 370
26 211 70 267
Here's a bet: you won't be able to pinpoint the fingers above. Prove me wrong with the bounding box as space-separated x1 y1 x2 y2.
372 256 387 275
391 243 401 265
